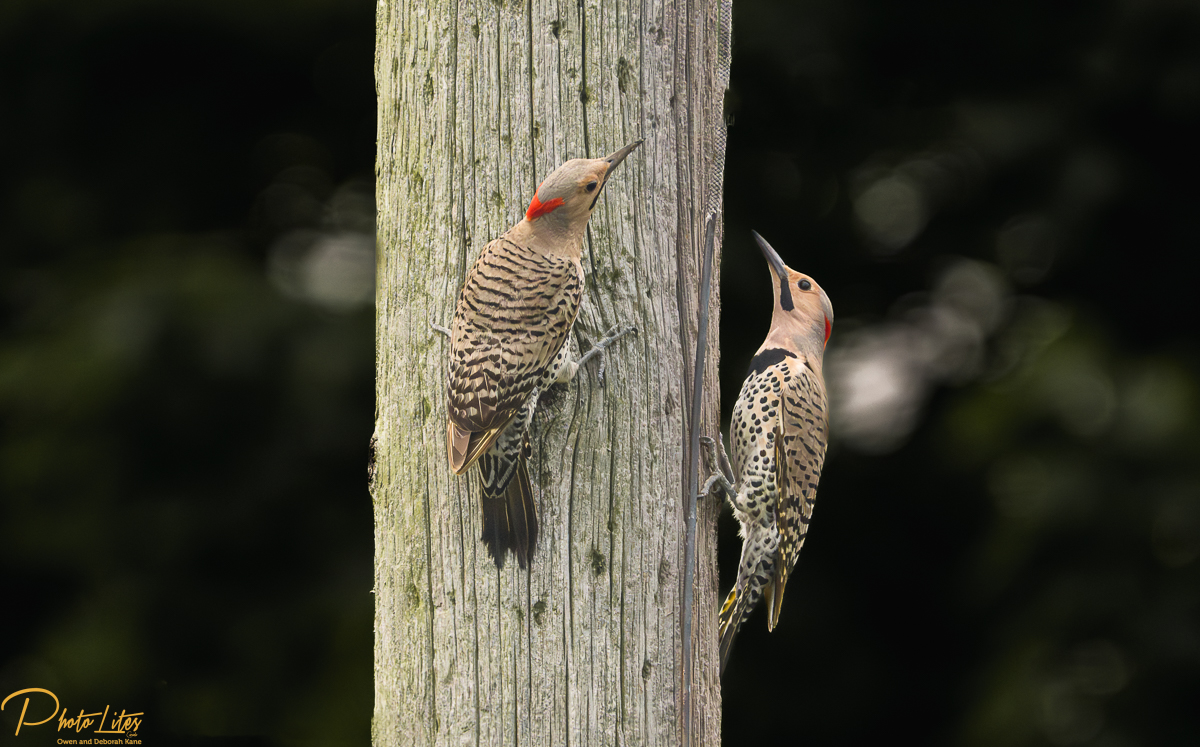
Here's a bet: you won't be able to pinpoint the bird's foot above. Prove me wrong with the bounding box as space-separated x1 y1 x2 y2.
577 324 637 386
699 434 735 500
430 320 451 338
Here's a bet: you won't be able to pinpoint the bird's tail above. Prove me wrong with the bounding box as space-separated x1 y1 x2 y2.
479 452 538 570
718 579 768 674
719 540 779 673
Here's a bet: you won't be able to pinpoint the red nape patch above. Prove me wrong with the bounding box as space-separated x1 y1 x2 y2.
824 316 832 346
526 192 565 221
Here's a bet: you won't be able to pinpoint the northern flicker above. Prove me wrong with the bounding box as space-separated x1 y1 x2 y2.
702 230 834 672
445 140 641 570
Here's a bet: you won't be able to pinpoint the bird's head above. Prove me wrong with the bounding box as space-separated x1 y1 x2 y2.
753 230 834 357
524 140 642 237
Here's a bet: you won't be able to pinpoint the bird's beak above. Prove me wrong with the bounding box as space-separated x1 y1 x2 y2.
589 140 642 209
600 139 643 181
751 230 789 282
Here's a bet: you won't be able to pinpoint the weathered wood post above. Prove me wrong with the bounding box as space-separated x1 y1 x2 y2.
372 1 730 743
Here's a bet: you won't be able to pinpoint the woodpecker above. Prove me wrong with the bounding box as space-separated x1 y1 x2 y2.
445 141 641 570
702 230 834 672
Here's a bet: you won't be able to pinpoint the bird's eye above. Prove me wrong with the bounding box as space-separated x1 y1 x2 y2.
585 181 599 192
798 279 812 291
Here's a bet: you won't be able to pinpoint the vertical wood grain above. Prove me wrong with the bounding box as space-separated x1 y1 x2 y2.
373 1 728 743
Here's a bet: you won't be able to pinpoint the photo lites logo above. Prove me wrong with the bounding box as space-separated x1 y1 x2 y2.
1 688 143 743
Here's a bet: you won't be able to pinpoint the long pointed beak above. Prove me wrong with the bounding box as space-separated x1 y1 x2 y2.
751 230 789 281
601 139 643 180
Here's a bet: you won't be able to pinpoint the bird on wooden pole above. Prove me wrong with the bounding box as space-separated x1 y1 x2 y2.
701 230 834 672
440 140 642 570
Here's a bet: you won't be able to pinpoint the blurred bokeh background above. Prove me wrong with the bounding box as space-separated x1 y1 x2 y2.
1 0 1197 745
0 1 376 744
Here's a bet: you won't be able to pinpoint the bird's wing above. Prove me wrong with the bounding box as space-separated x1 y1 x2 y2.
446 237 582 473
768 359 829 629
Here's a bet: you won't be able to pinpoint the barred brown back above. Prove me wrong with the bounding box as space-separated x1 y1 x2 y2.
446 236 583 473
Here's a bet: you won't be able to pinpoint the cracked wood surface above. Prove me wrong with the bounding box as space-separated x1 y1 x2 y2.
373 1 726 744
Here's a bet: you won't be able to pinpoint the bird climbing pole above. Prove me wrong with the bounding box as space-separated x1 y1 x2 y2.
372 1 732 744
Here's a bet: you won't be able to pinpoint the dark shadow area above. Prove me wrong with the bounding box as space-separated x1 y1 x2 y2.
0 3 376 745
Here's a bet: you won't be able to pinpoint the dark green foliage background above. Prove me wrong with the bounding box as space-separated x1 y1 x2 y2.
1 0 1197 745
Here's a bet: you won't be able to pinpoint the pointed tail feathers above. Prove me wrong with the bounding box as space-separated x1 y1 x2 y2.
767 562 790 631
718 585 749 674
718 579 776 674
479 492 511 569
479 456 538 569
505 456 538 568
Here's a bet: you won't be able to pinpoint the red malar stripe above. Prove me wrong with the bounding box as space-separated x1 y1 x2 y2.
824 316 832 345
526 193 565 221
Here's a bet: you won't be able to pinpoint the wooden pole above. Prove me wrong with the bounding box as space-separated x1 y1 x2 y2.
372 1 729 743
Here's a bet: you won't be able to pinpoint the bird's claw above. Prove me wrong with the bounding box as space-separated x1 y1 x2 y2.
699 473 723 502
579 324 637 386
430 320 451 338
698 433 735 500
